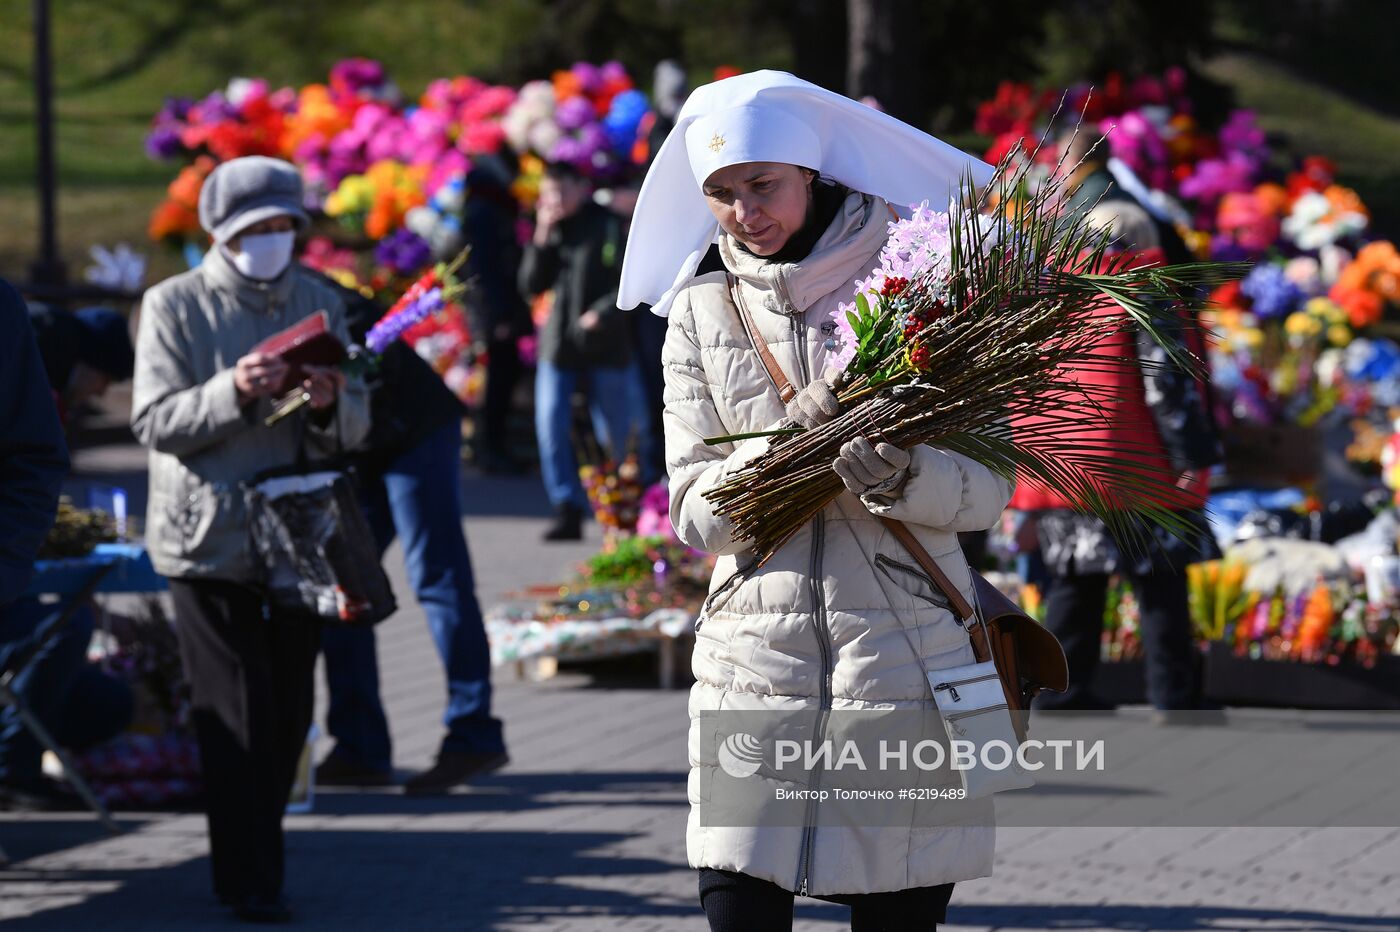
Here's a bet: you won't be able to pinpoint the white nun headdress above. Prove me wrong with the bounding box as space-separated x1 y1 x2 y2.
619 70 994 317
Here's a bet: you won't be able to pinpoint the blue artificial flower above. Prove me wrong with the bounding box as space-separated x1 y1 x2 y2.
1240 263 1304 320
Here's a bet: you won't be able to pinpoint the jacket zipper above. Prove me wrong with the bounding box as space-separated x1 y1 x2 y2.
873 555 955 614
941 702 1010 737
932 673 1002 704
781 273 834 898
694 557 756 632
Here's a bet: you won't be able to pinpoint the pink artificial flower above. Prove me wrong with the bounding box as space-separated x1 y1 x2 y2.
458 122 507 155
1179 151 1258 207
826 302 859 376
1216 191 1281 254
425 150 470 197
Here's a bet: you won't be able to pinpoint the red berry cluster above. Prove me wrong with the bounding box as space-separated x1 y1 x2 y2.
900 299 946 342
879 276 910 298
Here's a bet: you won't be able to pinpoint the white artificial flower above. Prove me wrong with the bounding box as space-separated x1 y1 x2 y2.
404 206 438 239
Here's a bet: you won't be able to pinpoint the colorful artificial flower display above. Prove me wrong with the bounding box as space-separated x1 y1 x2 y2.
976 70 1400 431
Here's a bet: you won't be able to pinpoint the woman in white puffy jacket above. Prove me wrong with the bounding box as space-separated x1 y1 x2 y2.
618 72 1012 931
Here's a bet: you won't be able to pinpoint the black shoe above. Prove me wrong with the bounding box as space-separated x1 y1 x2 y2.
543 504 583 542
229 893 292 924
315 754 394 788
403 750 509 797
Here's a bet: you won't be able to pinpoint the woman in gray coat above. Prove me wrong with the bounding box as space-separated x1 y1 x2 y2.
131 156 369 924
619 73 1005 931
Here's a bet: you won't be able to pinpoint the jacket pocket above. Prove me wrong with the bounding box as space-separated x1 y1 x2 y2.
873 554 956 618
155 468 236 565
695 557 756 632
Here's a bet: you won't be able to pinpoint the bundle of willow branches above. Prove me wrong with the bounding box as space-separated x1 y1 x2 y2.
703 133 1246 566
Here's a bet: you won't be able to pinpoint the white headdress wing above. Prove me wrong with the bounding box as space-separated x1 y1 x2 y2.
619 70 994 317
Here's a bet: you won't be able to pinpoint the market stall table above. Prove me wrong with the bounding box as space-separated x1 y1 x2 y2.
485 604 695 688
8 543 165 833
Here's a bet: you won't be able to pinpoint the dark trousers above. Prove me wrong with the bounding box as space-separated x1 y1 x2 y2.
698 868 953 932
321 423 504 770
169 579 320 901
477 335 524 457
1035 567 1198 710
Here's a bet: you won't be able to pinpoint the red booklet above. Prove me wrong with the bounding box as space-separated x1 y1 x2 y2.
250 310 346 395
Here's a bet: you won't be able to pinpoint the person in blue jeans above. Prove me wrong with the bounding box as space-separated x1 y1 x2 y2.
520 162 640 541
317 275 507 795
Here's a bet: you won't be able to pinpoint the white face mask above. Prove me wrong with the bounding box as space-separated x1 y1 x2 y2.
223 230 296 281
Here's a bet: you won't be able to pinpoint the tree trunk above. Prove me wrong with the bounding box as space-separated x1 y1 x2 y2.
846 0 905 117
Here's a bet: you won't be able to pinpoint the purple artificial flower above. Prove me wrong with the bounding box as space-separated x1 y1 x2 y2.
192 90 237 124
555 97 595 132
145 126 183 160
1219 110 1267 158
1179 151 1257 206
577 122 608 156
366 286 444 355
599 61 629 85
375 229 432 277
550 136 586 167
1240 263 1304 320
571 62 602 94
877 201 953 283
331 58 386 95
154 97 194 125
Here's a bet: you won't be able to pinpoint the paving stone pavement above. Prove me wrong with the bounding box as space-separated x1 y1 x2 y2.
3 429 1399 930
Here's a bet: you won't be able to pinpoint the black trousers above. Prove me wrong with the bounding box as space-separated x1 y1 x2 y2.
699 868 953 932
477 335 524 456
1034 566 1198 710
169 579 320 901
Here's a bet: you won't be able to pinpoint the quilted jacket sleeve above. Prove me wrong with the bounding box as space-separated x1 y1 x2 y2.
860 444 1014 533
662 290 771 556
130 284 250 458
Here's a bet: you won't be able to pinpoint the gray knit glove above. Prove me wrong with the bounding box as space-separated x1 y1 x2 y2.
785 378 841 429
833 435 911 497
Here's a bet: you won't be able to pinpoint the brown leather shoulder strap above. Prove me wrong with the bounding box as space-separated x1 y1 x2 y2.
728 273 796 404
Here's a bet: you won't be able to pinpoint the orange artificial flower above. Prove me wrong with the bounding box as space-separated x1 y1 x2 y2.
148 200 199 243
551 70 583 101
1254 182 1290 216
1292 583 1333 659
1324 184 1368 220
1330 285 1384 328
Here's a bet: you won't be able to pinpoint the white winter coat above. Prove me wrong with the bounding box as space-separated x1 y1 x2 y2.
664 190 1014 895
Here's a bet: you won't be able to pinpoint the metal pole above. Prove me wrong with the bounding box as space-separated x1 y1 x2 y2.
31 0 66 287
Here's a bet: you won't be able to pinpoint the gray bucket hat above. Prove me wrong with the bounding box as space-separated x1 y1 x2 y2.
198 155 310 245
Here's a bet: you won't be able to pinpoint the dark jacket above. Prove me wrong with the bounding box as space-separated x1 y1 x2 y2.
519 201 631 369
462 163 531 342
1065 164 1194 266
0 279 70 604
327 276 468 476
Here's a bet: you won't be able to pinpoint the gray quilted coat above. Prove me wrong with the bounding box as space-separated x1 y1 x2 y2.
664 191 1014 895
132 248 370 582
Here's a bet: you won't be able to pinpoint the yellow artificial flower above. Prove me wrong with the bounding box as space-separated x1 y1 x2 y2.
1328 324 1352 347
1285 312 1319 338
